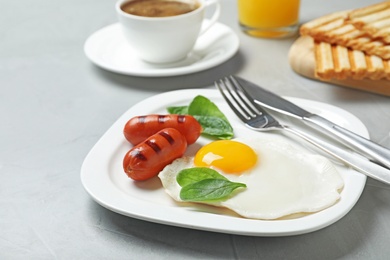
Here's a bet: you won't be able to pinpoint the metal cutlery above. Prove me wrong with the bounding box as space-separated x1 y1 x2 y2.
215 76 390 185
232 75 390 170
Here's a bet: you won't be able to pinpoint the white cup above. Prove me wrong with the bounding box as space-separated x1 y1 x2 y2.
116 0 220 63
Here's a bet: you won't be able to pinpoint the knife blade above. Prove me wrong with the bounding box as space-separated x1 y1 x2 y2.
233 75 390 170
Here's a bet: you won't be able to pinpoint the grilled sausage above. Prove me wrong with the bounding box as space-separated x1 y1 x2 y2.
123 114 201 145
123 128 187 181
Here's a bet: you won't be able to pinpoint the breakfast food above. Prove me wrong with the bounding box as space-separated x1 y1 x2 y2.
300 7 390 60
300 1 390 81
122 95 233 181
124 114 202 145
237 0 300 38
348 2 390 43
167 95 234 140
122 96 344 219
314 39 389 80
159 137 344 220
194 140 257 173
121 0 200 18
123 128 187 181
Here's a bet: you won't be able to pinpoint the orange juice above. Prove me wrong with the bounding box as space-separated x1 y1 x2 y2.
238 0 300 38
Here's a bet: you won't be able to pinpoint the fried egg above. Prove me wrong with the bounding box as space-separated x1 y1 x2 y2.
158 137 344 220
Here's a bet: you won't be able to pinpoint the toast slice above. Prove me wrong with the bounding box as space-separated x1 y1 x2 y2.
314 39 389 80
348 2 390 43
300 3 390 59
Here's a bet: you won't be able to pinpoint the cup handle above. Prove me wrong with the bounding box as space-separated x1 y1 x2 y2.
199 0 221 35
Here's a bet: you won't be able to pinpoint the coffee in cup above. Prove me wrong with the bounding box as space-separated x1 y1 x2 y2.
121 0 200 17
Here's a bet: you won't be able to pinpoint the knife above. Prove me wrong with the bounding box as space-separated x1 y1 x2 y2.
233 75 390 170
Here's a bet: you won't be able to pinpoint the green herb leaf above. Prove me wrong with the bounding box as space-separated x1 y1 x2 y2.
194 115 234 139
180 179 246 202
176 167 246 202
167 95 234 139
176 167 227 187
188 96 229 120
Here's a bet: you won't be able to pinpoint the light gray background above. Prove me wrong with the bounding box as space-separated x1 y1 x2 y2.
2 0 390 259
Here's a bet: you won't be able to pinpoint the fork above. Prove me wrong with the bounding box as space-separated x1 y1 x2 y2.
215 76 390 184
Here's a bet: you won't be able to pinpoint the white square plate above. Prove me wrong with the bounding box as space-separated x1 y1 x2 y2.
81 89 367 236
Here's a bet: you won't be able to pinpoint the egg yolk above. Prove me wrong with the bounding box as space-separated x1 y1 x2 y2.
194 140 257 174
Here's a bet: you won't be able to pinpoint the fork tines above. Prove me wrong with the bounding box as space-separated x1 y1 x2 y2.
215 76 262 121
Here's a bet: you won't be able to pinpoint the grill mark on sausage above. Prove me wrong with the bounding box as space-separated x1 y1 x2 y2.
138 116 147 123
146 140 161 153
159 131 175 145
158 115 167 123
177 115 185 123
130 149 147 161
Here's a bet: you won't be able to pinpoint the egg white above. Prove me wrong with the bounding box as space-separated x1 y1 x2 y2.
158 136 344 220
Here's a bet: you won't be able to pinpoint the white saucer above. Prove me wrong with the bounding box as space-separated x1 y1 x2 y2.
84 21 240 77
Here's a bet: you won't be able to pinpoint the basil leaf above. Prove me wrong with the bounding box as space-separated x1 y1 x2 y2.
180 179 246 202
188 96 229 121
177 167 246 202
177 167 227 187
167 95 234 140
194 115 233 139
167 105 188 115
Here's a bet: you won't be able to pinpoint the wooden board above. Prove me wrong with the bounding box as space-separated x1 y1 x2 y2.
288 36 390 96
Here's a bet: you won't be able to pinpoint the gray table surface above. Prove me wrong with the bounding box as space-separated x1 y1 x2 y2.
2 0 390 259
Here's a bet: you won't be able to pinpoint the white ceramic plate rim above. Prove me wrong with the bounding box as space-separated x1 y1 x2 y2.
83 22 239 77
80 89 367 236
